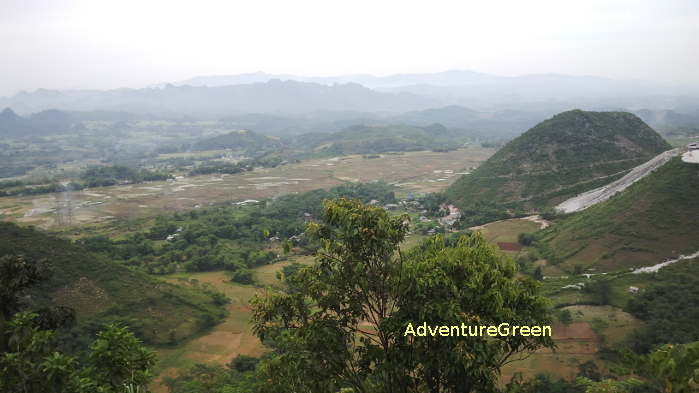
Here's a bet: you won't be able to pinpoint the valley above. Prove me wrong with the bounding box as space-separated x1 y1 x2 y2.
0 147 492 229
2 4 699 392
1 84 698 393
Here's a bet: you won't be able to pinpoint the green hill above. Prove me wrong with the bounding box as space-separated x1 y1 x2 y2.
295 123 462 155
537 157 699 272
445 110 671 211
192 129 281 152
0 222 226 346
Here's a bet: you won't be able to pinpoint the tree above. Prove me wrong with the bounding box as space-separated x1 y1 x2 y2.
229 355 259 373
577 377 644 393
0 255 49 322
578 360 601 381
517 233 535 246
88 323 156 390
558 309 573 325
251 198 553 393
533 266 544 281
585 279 612 305
630 341 699 393
0 313 155 393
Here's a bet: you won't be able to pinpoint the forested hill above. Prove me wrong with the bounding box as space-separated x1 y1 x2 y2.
0 107 75 137
292 123 463 155
445 110 671 211
192 129 282 152
537 157 699 272
0 222 226 347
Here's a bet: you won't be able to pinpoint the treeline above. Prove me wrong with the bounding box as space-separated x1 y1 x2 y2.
625 259 699 353
80 165 172 187
0 181 85 197
79 182 397 278
0 165 173 197
188 155 290 176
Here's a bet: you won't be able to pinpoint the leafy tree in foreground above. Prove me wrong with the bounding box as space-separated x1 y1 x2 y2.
0 255 49 323
251 198 554 393
629 341 699 393
0 312 155 393
0 254 156 393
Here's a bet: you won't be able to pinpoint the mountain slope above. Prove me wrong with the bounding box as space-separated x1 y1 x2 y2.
538 157 699 272
556 148 680 213
0 107 76 136
445 110 671 211
0 222 225 345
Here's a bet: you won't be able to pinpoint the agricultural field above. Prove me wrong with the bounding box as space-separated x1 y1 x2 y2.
0 146 493 229
150 255 315 392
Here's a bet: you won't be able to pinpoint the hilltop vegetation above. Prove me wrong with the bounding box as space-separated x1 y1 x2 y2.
0 222 227 347
191 129 282 153
292 123 463 156
445 110 671 214
537 157 699 272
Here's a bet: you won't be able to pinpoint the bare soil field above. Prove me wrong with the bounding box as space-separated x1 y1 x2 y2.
1 147 493 229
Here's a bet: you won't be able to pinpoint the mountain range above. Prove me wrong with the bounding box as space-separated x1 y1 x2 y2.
3 70 698 117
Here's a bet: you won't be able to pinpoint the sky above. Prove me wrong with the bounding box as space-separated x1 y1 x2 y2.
1 0 698 96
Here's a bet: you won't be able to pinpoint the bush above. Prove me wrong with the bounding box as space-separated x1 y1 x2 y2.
231 269 255 285
518 233 535 246
229 355 259 373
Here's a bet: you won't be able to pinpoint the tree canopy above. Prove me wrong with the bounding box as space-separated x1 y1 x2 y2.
251 198 553 393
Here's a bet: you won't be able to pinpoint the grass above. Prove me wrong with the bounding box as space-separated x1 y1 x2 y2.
149 255 317 392
254 255 315 286
539 157 699 273
0 222 226 346
476 219 540 244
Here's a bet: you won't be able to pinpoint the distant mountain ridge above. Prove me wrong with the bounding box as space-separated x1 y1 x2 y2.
445 110 671 211
0 107 75 136
175 70 500 89
0 80 439 116
173 70 692 110
4 69 697 117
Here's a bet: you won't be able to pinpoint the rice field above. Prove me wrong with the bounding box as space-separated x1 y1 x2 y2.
1 147 493 229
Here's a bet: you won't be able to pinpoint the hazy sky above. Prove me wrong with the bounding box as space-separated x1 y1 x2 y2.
1 0 698 96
